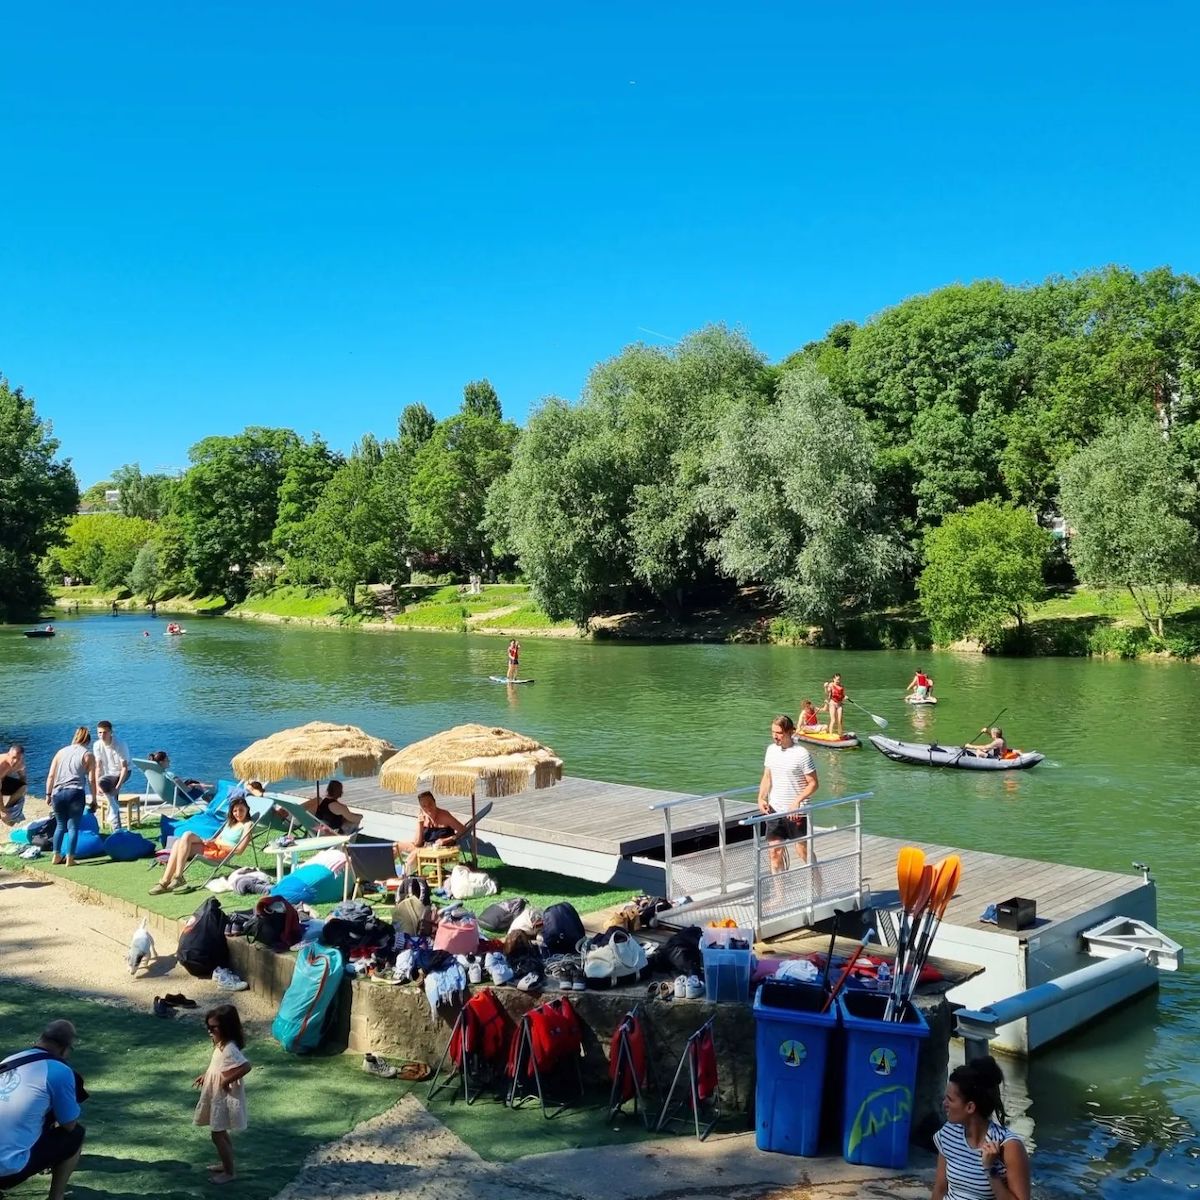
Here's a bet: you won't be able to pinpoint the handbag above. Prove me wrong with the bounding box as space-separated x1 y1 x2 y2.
432 911 479 955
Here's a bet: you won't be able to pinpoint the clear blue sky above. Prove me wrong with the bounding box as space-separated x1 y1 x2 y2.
3 3 1198 486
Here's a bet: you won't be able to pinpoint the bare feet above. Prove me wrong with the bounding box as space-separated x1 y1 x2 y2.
209 1172 235 1184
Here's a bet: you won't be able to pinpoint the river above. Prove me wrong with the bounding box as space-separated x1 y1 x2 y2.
3 612 1197 1193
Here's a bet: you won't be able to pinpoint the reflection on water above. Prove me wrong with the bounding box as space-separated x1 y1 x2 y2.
3 615 1200 1193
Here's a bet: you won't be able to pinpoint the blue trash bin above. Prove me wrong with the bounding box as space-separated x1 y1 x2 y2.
837 990 929 1168
753 981 838 1156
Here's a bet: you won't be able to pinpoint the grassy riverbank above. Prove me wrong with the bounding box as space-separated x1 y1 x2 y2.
48 583 1200 659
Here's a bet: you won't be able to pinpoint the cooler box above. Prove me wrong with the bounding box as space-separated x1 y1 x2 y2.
752 981 838 1156
836 991 929 1168
701 927 754 1002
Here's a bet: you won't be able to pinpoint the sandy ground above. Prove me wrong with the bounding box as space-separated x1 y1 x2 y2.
0 864 938 1200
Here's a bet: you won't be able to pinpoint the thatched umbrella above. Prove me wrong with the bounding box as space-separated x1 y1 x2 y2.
378 723 563 863
232 721 398 786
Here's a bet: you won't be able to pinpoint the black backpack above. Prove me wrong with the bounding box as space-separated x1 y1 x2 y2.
401 875 431 908
654 926 703 977
542 901 585 954
245 897 302 952
177 897 231 978
479 896 526 934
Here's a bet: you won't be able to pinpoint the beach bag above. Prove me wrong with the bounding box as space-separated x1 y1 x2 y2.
542 902 585 955
177 897 230 978
272 942 345 1054
25 817 56 849
479 896 526 934
448 863 498 900
654 926 703 978
508 905 544 937
433 912 480 955
246 896 302 951
104 829 156 861
581 927 647 986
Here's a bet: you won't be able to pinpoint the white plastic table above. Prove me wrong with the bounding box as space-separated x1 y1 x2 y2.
266 834 350 882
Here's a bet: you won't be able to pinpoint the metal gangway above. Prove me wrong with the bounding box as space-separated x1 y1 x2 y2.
650 787 872 938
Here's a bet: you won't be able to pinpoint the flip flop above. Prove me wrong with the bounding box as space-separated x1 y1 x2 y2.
397 1061 432 1082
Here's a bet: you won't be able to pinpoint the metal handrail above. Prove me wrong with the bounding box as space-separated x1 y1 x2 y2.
652 784 759 899
648 784 759 813
738 790 874 825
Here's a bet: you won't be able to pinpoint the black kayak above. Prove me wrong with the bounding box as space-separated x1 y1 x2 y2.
23 629 55 638
868 735 1043 771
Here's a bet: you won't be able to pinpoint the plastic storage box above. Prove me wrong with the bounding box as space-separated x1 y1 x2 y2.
997 896 1037 930
836 990 929 1168
700 927 754 1002
753 981 838 1156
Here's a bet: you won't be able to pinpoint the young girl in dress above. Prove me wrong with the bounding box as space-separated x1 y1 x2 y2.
193 1004 252 1184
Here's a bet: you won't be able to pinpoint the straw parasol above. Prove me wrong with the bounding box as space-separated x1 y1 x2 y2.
232 721 398 785
378 723 563 862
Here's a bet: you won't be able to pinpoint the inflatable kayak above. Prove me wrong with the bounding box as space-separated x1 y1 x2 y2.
796 729 860 749
905 694 937 705
869 736 1043 770
23 629 55 638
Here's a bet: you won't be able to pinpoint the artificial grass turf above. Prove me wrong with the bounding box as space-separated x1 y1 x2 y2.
7 820 629 923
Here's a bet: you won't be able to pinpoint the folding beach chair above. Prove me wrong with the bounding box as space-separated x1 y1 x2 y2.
132 757 202 815
342 835 403 902
457 801 493 866
173 790 275 889
267 793 331 838
429 987 515 1105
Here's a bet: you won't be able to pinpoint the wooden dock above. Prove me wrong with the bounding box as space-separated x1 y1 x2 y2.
326 772 1159 1053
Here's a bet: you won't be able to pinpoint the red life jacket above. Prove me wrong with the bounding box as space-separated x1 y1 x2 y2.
828 683 846 703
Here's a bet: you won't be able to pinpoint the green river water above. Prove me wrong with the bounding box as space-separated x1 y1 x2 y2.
3 612 1198 1194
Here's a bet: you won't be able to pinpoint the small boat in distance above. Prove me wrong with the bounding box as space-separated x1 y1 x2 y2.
23 625 56 638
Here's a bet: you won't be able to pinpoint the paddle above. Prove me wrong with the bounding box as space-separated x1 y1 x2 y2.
900 855 962 1012
820 910 842 993
820 927 874 1013
846 697 889 729
951 707 1008 765
887 852 931 1020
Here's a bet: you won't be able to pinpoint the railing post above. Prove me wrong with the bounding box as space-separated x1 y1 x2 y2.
854 794 864 908
717 795 727 896
752 824 762 935
663 808 674 899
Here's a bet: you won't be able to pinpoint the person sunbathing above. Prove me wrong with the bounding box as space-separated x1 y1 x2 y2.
302 779 362 834
392 791 467 871
150 798 255 894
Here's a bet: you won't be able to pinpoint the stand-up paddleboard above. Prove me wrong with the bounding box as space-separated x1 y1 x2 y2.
796 728 860 749
489 675 534 685
905 694 937 705
164 630 187 636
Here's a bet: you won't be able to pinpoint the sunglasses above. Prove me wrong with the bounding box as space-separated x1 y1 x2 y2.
206 1023 221 1032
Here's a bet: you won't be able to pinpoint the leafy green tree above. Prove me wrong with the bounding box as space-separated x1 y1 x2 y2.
485 399 631 625
112 463 173 521
78 480 116 511
0 378 79 619
918 503 1051 646
408 413 518 569
699 367 903 632
294 443 396 609
397 403 436 450
270 436 342 578
462 379 502 421
127 541 161 602
172 427 302 600
1058 421 1200 636
49 514 158 591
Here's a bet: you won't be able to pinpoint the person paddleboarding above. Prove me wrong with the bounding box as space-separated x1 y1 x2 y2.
824 673 846 736
905 668 934 700
505 639 521 682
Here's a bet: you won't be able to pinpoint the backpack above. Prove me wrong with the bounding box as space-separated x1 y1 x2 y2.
177 897 231 978
580 926 648 986
654 926 704 978
542 902 585 955
400 874 431 907
479 896 527 934
245 896 302 951
27 816 56 849
321 910 394 954
393 895 434 938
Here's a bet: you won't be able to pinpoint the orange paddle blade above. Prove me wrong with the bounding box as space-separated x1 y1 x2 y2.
914 863 935 914
929 855 962 918
896 846 927 913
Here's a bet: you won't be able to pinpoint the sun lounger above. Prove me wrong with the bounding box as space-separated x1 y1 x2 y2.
132 757 198 814
175 790 275 888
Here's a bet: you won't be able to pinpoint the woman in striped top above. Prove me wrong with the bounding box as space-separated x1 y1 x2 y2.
932 1056 1030 1200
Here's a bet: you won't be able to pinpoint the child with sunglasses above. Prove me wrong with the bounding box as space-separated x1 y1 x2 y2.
193 1004 252 1183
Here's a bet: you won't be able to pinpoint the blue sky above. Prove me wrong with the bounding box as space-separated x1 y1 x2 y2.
3 3 1198 486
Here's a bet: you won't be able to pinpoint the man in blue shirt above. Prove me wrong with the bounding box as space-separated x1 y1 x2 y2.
0 1020 86 1200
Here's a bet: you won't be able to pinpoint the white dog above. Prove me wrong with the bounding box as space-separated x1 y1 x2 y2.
127 918 156 975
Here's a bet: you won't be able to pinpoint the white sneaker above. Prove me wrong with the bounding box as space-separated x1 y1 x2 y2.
484 952 513 985
516 972 541 992
213 967 248 992
685 975 704 999
674 975 688 999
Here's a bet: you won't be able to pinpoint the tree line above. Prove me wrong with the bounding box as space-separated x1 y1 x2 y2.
5 264 1199 643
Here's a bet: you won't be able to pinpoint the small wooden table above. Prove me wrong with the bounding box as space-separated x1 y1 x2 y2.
413 845 459 886
267 834 351 882
102 795 143 830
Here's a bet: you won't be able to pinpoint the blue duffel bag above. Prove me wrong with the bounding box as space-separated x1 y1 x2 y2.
272 942 345 1054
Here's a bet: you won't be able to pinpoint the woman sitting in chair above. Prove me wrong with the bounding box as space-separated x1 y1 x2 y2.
150 797 255 894
302 779 362 834
147 750 212 802
392 791 467 872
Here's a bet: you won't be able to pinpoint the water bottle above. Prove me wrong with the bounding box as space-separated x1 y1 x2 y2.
876 961 892 990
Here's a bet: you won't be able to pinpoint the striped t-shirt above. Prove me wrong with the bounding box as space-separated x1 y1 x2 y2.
933 1120 1022 1199
763 742 816 812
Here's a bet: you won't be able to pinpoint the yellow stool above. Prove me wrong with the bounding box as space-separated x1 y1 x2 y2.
413 845 459 886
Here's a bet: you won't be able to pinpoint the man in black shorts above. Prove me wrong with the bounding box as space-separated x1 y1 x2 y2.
0 743 27 826
758 715 819 873
0 1019 86 1200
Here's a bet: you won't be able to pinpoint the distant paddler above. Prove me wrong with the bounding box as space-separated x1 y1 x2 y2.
505 638 521 682
905 668 934 701
798 698 825 732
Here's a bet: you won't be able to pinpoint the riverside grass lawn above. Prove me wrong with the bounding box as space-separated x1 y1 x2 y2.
0 982 654 1200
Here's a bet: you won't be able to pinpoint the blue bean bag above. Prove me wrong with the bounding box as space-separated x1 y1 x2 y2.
105 829 157 861
74 831 107 859
270 863 344 906
79 810 100 834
